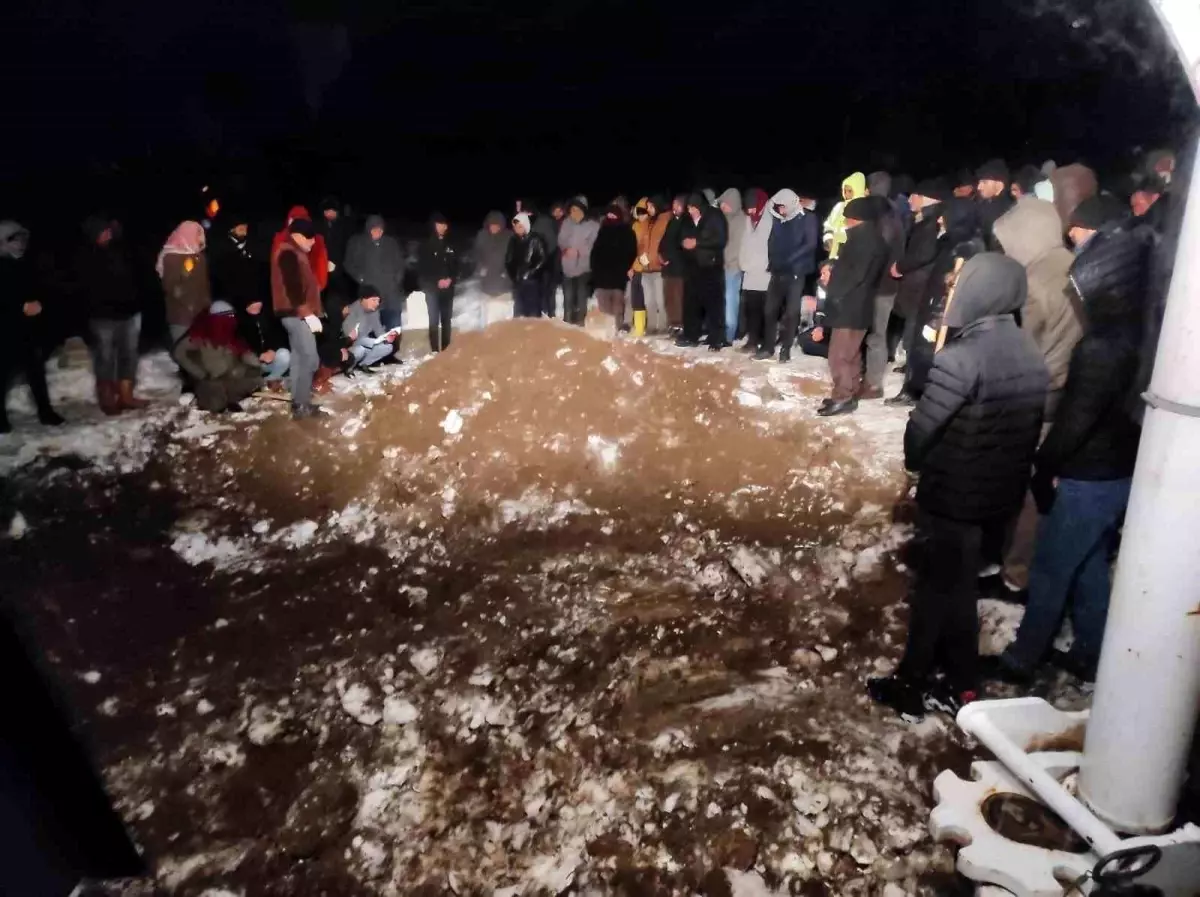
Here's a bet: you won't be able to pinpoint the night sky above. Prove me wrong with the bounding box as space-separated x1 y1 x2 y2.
3 0 1194 227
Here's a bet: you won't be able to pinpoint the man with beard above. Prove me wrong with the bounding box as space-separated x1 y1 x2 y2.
975 159 1015 250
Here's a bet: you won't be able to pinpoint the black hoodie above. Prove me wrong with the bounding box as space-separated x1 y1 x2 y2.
905 254 1049 522
659 195 689 274
416 219 459 292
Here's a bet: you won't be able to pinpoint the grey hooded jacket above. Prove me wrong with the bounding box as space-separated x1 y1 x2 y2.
718 188 746 272
345 215 407 306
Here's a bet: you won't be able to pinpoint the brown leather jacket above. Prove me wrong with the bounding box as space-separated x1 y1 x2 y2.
271 239 321 318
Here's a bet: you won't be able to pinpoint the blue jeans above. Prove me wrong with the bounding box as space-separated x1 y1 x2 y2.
261 348 291 380
280 316 318 407
1003 477 1132 671
90 315 141 381
724 271 743 343
350 337 395 367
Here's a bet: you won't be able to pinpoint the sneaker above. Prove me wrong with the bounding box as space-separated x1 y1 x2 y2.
978 654 1035 686
753 348 773 361
817 398 858 417
708 344 723 353
859 387 884 400
1047 649 1097 682
885 391 918 407
38 409 66 427
292 403 322 421
779 349 791 363
923 680 980 717
675 337 701 348
867 675 926 722
740 343 759 355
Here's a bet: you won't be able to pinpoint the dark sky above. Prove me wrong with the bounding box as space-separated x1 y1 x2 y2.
3 0 1193 226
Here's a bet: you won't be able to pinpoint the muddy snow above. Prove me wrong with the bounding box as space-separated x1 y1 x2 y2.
0 320 1089 896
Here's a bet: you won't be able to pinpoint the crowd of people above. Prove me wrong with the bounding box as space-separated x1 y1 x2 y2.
0 146 1181 722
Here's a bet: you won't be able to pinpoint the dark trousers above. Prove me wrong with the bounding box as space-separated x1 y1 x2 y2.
897 511 1006 691
425 288 454 351
541 274 557 318
865 291 897 390
664 275 684 328
1 336 54 425
742 289 767 348
514 280 542 318
798 327 829 358
563 275 590 325
763 275 804 353
828 327 867 400
683 267 724 347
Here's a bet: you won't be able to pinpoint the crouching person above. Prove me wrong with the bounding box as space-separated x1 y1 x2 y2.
172 301 263 412
868 254 1048 721
237 299 290 389
344 285 399 370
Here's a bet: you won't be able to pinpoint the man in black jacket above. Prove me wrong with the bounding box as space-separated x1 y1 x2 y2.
891 179 949 388
319 196 352 301
1 221 63 432
869 254 1049 720
505 213 549 318
659 195 689 331
236 298 290 386
209 216 262 308
417 213 458 352
975 159 1015 251
676 193 727 350
820 198 889 416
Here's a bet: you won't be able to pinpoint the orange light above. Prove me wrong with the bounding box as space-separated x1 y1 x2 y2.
206 198 220 218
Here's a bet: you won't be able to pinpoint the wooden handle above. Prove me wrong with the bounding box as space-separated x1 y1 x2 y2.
935 256 967 352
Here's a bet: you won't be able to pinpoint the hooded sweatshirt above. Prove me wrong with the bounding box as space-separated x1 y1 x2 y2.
558 205 600 279
905 253 1049 522
632 197 670 274
1050 164 1099 233
993 198 1083 418
590 207 639 290
345 215 407 306
717 188 746 272
473 211 513 296
738 190 774 292
823 172 867 259
766 189 819 278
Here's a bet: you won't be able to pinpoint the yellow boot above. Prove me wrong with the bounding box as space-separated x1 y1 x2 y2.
633 310 647 338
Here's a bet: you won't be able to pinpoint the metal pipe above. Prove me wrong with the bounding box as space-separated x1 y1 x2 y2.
1078 0 1200 833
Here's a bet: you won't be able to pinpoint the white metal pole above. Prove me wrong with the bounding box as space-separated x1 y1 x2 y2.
1078 0 1200 832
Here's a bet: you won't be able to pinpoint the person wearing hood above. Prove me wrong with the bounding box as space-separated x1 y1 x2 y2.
1011 165 1044 201
343 284 399 369
345 215 407 330
236 294 289 388
318 196 352 299
737 188 773 353
271 205 330 290
975 159 1015 250
516 199 559 316
869 254 1049 721
889 178 950 387
590 205 638 333
76 218 146 415
271 218 324 419
658 195 689 331
172 300 264 412
209 215 263 310
818 197 890 416
862 174 907 399
953 169 977 200
506 212 550 318
717 188 746 345
676 193 727 350
1049 164 1099 233
558 199 599 326
158 220 211 346
1129 174 1167 231
1 222 63 432
473 210 514 327
989 236 1145 684
417 213 459 352
757 188 819 362
631 197 671 335
823 172 867 260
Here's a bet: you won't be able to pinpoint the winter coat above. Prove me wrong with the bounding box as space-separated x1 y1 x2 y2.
271 239 322 318
271 207 329 290
590 213 638 290
659 204 689 277
905 254 1050 523
718 188 746 271
75 241 139 321
914 200 987 334
632 198 670 274
209 232 263 306
474 212 514 296
532 213 558 258
823 222 889 331
893 208 943 318
976 192 1015 250
1 224 37 340
172 306 263 411
319 210 353 295
823 172 867 259
864 196 905 299
993 198 1083 419
558 215 600 279
1034 284 1142 485
1069 225 1151 315
345 216 407 305
342 299 387 340
1050 164 1099 232
680 205 727 271
738 209 774 292
236 304 285 356
416 231 459 293
505 231 549 283
161 252 211 328
767 189 819 277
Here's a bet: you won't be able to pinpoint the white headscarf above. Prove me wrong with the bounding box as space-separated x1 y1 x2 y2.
512 212 532 234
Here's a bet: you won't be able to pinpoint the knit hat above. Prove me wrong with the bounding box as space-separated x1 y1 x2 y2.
1013 165 1043 196
430 211 449 227
975 158 1011 185
567 197 589 215
685 192 708 211
358 283 382 300
1069 195 1124 231
954 168 976 189
843 197 879 222
867 171 892 198
914 178 951 202
512 212 532 233
289 218 316 238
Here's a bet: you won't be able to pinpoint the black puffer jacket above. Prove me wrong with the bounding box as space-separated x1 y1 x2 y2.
680 201 727 270
416 229 459 292
977 192 1015 251
1069 224 1151 314
905 254 1049 522
505 231 549 283
824 219 889 331
894 208 942 318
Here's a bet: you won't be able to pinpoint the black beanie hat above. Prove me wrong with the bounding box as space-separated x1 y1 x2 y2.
430 211 449 227
843 197 879 222
1069 194 1124 231
975 158 1011 185
914 178 951 202
685 192 707 210
358 282 382 300
289 218 316 238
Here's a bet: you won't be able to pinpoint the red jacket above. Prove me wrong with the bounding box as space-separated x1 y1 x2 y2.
271 206 329 290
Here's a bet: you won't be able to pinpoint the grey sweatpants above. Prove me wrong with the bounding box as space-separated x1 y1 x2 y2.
865 291 897 391
281 316 318 407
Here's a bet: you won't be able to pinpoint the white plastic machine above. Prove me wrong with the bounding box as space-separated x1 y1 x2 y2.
929 2 1200 894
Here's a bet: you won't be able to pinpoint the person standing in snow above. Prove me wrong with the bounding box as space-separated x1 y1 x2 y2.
157 220 211 346
737 188 772 353
547 201 568 316
77 218 148 415
345 215 407 331
271 206 329 292
823 171 867 260
868 254 1049 721
318 196 352 302
208 215 262 310
516 199 558 317
862 173 906 399
0 222 64 433
505 213 549 318
473 211 514 328
975 159 1015 251
658 195 689 332
272 218 324 420
631 197 671 335
675 193 727 351
417 213 459 353
818 197 889 416
717 188 746 346
756 188 819 362
558 199 599 326
590 205 639 334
